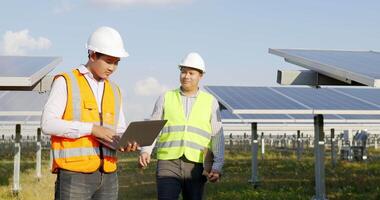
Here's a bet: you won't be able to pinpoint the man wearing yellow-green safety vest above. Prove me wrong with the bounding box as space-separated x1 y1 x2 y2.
41 26 137 200
139 52 225 200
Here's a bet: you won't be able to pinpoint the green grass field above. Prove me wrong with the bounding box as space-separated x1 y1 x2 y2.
1 148 380 199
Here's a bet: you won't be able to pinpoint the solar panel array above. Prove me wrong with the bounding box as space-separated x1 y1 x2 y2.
220 109 380 123
206 86 380 116
0 91 48 123
269 49 380 87
0 56 61 87
2 86 380 124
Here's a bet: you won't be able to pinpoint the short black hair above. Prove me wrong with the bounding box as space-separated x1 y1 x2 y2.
88 51 106 59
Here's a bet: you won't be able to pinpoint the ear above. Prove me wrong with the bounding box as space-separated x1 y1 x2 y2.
89 52 97 62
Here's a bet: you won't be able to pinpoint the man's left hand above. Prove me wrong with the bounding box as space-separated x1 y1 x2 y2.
207 169 221 183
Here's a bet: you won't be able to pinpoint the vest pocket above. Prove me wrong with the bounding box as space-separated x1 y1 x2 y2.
84 100 97 110
83 100 99 120
103 112 115 124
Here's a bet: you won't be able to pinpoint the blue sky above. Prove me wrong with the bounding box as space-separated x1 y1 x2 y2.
1 0 380 121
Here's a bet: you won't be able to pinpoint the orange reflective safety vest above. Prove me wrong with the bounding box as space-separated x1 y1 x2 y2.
50 69 121 173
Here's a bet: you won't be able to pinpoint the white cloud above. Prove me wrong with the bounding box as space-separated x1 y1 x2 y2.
134 77 168 96
53 1 75 14
89 0 191 7
1 29 52 55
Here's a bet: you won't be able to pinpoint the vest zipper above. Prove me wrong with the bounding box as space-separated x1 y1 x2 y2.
184 96 189 133
84 76 105 170
99 83 106 170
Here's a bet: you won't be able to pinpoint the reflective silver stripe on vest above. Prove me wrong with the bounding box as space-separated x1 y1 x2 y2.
109 81 120 130
53 147 100 159
161 125 210 140
157 140 205 151
103 147 117 158
67 72 81 121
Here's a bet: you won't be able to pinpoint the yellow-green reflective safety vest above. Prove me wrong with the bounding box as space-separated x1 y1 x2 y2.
157 89 213 163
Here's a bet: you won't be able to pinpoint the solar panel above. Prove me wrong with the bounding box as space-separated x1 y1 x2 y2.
332 88 380 107
206 86 380 115
208 86 309 114
269 49 380 87
0 116 40 123
220 108 380 123
220 109 294 123
273 87 378 111
0 56 61 87
0 91 48 116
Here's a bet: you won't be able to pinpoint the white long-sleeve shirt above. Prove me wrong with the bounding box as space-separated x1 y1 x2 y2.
41 65 126 138
141 88 225 172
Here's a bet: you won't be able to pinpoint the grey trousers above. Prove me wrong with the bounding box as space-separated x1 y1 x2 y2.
156 157 207 200
54 169 118 200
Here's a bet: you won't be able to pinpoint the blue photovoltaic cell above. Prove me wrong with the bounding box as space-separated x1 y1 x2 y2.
207 86 307 110
336 115 380 120
247 114 290 119
288 114 341 119
0 91 48 111
221 109 291 120
333 88 380 107
0 116 29 121
0 56 58 77
272 49 380 79
273 87 378 111
27 116 43 121
207 86 380 113
220 109 239 119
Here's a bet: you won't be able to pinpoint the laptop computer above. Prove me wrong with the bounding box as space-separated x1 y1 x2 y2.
98 120 167 150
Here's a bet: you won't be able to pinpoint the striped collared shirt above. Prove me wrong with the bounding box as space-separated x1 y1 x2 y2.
141 88 225 172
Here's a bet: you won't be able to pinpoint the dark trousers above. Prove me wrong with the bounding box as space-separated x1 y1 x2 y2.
156 157 207 200
55 169 118 200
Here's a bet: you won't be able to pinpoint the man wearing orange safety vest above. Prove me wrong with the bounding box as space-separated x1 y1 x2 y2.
41 26 137 200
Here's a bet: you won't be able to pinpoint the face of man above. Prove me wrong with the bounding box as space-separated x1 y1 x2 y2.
89 53 120 81
179 67 203 92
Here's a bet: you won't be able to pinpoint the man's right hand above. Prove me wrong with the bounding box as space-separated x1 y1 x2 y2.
138 152 151 168
91 125 115 143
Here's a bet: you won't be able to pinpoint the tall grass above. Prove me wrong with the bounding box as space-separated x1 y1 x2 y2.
1 148 380 199
0 160 54 200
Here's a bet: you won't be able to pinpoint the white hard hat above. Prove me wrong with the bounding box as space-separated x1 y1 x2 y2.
86 26 129 58
178 52 205 73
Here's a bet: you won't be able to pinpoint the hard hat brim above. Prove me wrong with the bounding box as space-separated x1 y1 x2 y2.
178 65 205 73
86 44 129 58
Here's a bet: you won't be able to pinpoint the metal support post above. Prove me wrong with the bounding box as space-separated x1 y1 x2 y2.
331 128 337 167
36 128 42 180
13 124 21 194
249 123 259 187
313 115 327 200
297 130 301 161
261 132 265 160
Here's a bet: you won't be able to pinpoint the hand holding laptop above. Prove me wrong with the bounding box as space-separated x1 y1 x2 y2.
91 125 116 143
95 120 167 151
119 142 139 152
